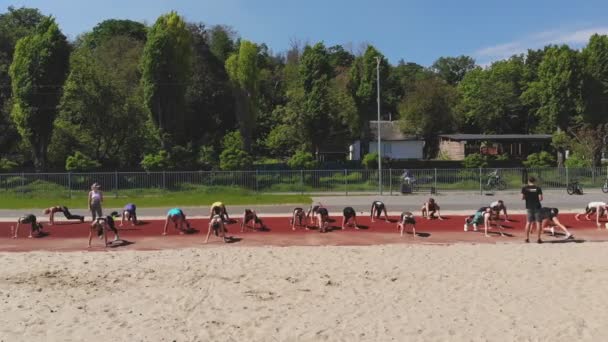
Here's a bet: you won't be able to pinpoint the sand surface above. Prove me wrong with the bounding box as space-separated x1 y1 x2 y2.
1 244 608 341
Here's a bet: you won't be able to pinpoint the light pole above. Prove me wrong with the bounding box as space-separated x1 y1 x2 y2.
375 56 382 195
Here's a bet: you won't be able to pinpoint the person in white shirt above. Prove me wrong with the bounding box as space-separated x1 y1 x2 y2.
489 200 509 221
575 201 608 228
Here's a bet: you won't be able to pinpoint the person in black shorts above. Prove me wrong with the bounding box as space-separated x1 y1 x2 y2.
206 214 229 243
13 214 43 238
539 207 573 239
397 211 416 237
43 206 85 225
89 212 120 248
306 203 323 225
291 207 306 230
316 207 330 233
342 207 359 230
522 177 543 243
370 201 389 222
421 198 443 220
241 209 265 232
489 200 509 221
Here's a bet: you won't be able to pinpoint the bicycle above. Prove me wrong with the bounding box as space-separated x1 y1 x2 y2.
483 176 507 191
566 180 583 195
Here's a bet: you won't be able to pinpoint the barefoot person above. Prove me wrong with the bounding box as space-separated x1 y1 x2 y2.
205 213 229 243
89 212 120 248
290 207 306 230
162 208 191 235
88 183 103 221
342 206 359 230
370 201 389 222
241 209 265 232
421 198 443 220
489 200 509 221
43 206 85 225
306 202 324 225
464 207 503 237
120 203 138 226
12 214 43 238
210 202 229 221
540 207 573 239
522 177 543 243
397 211 416 237
575 201 608 228
316 206 330 233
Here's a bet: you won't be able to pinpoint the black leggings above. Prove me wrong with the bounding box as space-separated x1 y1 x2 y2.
61 207 84 221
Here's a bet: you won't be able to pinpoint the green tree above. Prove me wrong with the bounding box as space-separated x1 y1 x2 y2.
431 55 476 85
287 149 317 169
65 151 101 171
399 77 457 158
207 25 235 63
522 151 555 168
85 19 147 48
219 131 253 170
225 40 259 151
581 34 608 125
141 11 192 149
9 17 70 170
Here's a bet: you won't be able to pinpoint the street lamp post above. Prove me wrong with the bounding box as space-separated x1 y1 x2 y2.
375 56 382 195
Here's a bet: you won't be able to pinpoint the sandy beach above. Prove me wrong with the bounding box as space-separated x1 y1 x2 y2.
1 243 608 341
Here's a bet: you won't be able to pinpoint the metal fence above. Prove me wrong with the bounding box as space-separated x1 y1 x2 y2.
0 168 607 197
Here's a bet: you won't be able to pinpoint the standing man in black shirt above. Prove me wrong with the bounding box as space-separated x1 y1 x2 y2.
521 177 543 243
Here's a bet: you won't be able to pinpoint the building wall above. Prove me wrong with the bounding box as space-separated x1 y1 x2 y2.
369 141 424 159
439 140 465 160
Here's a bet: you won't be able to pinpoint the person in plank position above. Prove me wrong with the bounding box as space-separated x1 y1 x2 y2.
370 201 389 222
12 214 43 238
241 209 266 232
575 201 608 229
290 207 306 230
397 211 416 237
162 208 191 235
43 206 85 225
342 206 359 230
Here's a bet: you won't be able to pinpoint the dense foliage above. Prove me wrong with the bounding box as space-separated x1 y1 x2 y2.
2 6 608 171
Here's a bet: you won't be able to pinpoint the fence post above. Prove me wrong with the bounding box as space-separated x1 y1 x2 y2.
479 167 482 195
21 172 24 196
344 169 348 196
68 172 72 199
300 170 304 195
565 167 569 188
389 169 393 196
434 168 438 193
255 170 259 193
114 170 119 198
162 171 166 190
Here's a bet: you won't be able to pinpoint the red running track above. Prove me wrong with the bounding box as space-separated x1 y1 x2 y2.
1 215 607 252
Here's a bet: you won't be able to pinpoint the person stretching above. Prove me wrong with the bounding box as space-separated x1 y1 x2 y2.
540 208 573 240
421 198 443 220
370 201 389 222
575 201 608 228
241 209 265 232
306 203 324 225
120 203 138 226
210 202 229 221
43 206 84 225
489 200 509 221
12 214 43 238
342 207 359 230
290 207 306 230
397 211 416 237
89 212 120 248
206 214 229 243
464 207 503 237
162 208 191 235
316 207 330 233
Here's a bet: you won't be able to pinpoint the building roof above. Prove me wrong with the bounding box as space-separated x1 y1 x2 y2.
369 121 421 141
439 134 552 141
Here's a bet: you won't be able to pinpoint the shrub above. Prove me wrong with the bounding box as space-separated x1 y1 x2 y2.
462 153 488 168
523 151 555 168
219 131 253 170
287 150 317 169
564 154 591 168
65 152 101 171
494 153 509 161
362 153 378 169
140 150 171 171
0 158 18 171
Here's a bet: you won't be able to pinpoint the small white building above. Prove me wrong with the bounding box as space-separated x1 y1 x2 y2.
349 121 425 160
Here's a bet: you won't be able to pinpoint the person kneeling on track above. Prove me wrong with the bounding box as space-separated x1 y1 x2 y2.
206 214 229 243
290 207 306 230
575 201 608 229
397 211 416 237
241 209 265 232
342 207 359 230
13 214 43 238
89 212 120 248
489 200 509 221
421 198 443 220
120 203 138 226
370 201 389 222
540 208 573 240
43 206 85 225
316 207 330 233
163 208 191 235
210 202 229 221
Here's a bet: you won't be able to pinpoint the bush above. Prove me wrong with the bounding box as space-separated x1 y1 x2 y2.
219 131 253 170
494 153 509 161
362 153 378 169
564 154 591 168
523 151 555 168
141 150 171 171
65 152 101 171
462 153 488 168
0 158 18 171
198 145 218 170
287 150 317 169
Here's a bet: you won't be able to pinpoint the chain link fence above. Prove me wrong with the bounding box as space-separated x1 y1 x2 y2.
0 168 607 197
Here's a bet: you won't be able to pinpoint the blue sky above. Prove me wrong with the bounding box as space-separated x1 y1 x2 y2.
4 0 608 66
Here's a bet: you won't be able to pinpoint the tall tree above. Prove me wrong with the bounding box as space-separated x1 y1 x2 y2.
207 25 236 63
581 34 608 125
141 11 192 149
9 17 70 170
399 77 457 158
85 19 147 48
225 40 259 151
431 55 476 85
